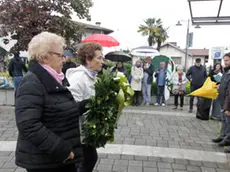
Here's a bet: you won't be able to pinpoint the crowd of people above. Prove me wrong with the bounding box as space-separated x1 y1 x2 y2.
6 31 230 172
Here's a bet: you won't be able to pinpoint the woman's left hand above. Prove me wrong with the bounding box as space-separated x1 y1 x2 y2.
225 111 230 116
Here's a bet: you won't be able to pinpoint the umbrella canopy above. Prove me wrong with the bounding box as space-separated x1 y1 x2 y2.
151 55 175 72
105 51 131 62
131 46 159 57
82 34 120 47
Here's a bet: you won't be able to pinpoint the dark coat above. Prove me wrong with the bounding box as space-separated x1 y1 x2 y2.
8 55 28 77
186 65 207 87
224 82 230 111
145 64 154 85
111 66 127 76
15 61 83 169
62 61 77 75
218 66 230 107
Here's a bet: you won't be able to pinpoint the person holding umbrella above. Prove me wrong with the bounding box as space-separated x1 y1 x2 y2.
111 62 127 76
105 51 131 77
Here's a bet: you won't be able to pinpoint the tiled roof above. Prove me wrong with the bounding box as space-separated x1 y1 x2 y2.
161 43 193 56
75 21 114 34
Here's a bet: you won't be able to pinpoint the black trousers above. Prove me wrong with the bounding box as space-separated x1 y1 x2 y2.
77 145 98 172
133 91 141 105
174 94 184 107
190 85 201 109
26 163 77 172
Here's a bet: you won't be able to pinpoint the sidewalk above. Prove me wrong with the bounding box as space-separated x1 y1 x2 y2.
0 105 229 172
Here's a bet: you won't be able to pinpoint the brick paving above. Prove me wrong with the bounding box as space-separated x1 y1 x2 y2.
0 105 230 172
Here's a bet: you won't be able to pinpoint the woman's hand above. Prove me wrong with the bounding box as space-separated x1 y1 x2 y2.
79 99 90 115
68 151 75 159
225 111 230 117
63 151 74 162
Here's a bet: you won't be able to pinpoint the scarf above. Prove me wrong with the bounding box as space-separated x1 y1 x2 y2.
87 68 98 77
41 64 64 85
178 73 183 83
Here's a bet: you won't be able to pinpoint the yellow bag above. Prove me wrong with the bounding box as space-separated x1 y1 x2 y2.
189 77 218 99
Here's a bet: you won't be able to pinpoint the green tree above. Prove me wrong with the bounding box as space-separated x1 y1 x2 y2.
0 0 93 52
137 18 168 51
155 27 169 51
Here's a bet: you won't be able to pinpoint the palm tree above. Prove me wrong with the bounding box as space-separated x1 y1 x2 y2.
138 18 169 51
155 27 169 51
137 18 162 46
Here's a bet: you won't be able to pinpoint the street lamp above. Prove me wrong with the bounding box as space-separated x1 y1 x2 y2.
176 19 201 71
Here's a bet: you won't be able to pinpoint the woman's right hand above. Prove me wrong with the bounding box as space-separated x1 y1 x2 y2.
63 151 75 162
68 151 75 159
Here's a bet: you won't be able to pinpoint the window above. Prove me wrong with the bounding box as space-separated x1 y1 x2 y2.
171 57 182 65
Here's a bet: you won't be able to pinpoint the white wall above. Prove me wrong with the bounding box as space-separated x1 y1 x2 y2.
160 46 206 69
160 46 186 68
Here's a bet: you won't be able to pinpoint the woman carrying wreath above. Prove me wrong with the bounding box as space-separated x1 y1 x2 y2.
66 42 104 172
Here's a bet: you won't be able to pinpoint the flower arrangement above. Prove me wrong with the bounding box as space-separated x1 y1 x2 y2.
82 69 134 148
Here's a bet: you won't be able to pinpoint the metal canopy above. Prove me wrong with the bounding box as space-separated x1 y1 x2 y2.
188 0 230 25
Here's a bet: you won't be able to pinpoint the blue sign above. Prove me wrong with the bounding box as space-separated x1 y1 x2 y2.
211 47 225 60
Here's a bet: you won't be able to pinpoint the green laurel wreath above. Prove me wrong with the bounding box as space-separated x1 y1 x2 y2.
82 69 134 148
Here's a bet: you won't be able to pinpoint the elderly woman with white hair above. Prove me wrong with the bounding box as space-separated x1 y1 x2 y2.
172 65 188 110
15 32 84 172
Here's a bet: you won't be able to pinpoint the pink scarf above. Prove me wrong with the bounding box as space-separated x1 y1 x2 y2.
41 64 64 85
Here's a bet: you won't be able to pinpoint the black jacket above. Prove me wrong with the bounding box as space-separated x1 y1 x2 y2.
145 64 154 84
15 61 83 169
62 61 77 75
218 66 230 107
8 56 28 77
186 65 207 87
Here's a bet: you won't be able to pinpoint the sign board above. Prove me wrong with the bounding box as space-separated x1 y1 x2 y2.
188 32 193 47
210 47 225 59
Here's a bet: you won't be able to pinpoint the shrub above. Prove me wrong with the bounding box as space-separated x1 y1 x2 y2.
151 82 157 95
124 62 132 78
151 82 190 95
186 81 191 94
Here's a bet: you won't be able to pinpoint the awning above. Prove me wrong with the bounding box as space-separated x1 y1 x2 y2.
188 0 230 25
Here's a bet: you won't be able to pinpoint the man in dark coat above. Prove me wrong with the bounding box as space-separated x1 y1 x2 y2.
8 52 28 90
62 50 77 75
186 58 207 113
212 53 230 149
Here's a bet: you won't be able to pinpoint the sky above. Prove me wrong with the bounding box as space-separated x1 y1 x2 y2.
75 0 230 50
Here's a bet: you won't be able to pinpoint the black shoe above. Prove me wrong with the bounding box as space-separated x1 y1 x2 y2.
224 147 230 153
188 109 193 113
212 137 224 143
218 140 230 147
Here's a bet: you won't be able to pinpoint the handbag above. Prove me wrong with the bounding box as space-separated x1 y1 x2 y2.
172 86 185 95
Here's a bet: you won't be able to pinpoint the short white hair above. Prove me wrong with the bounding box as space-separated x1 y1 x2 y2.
177 65 183 70
28 32 66 63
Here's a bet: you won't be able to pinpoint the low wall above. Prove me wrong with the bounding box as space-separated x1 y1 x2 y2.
0 88 14 106
0 89 195 106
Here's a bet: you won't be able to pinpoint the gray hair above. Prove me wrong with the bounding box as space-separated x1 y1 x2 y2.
28 32 66 63
177 65 183 70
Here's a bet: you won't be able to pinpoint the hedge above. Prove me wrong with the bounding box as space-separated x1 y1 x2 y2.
151 81 191 95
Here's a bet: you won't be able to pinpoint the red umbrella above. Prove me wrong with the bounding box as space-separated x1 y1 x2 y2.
82 34 120 47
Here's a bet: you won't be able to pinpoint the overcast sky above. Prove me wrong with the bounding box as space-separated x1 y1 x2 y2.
76 0 230 50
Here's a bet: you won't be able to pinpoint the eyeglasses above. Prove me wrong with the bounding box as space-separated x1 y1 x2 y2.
49 51 64 58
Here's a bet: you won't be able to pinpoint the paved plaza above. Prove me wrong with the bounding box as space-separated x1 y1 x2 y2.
0 105 230 172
